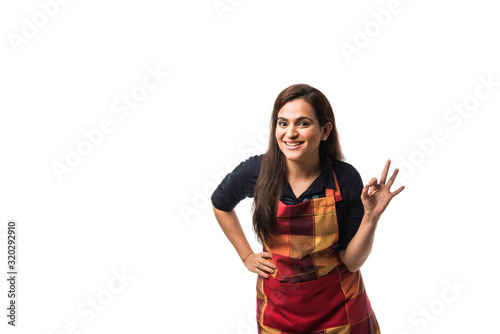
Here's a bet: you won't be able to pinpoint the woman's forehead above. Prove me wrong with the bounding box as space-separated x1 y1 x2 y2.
278 99 316 119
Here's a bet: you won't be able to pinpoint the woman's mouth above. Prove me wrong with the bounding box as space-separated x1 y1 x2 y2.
284 141 304 149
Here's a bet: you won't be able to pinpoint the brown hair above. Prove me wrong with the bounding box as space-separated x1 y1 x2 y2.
251 84 344 246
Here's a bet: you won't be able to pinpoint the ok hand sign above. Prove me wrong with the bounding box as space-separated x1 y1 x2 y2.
361 159 405 220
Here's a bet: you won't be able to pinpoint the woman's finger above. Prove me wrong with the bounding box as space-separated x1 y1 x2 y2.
261 252 273 259
255 261 274 274
362 180 375 199
386 168 399 188
391 185 405 196
255 268 269 278
366 177 378 187
361 183 370 199
258 259 276 271
380 160 390 184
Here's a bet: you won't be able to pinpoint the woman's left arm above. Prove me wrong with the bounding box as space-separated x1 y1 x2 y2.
338 159 404 272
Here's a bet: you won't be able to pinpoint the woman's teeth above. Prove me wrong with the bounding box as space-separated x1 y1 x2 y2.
285 142 303 147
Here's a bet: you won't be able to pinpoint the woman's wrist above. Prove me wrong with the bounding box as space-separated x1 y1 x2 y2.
241 251 254 262
362 210 380 225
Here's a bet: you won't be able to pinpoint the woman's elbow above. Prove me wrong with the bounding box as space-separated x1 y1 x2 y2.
338 250 361 272
344 264 361 272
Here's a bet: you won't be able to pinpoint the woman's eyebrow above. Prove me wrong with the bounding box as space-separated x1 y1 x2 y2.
277 116 313 122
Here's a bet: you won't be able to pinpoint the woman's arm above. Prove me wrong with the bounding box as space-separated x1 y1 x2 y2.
338 159 404 272
338 213 379 272
212 204 276 278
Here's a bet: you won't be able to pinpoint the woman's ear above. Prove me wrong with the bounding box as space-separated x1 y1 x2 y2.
323 121 333 138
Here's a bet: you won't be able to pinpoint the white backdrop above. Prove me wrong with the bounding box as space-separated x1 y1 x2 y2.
1 0 499 333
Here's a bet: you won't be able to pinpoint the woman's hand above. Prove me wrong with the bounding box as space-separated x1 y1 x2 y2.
361 159 405 220
242 252 276 278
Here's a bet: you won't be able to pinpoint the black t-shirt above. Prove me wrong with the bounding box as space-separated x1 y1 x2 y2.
211 154 365 250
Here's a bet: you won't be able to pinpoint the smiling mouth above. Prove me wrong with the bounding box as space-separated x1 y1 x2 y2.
285 141 304 147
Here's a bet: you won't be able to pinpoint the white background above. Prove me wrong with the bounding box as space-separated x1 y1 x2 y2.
1 0 499 333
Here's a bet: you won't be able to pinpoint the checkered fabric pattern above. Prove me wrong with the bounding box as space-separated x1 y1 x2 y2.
256 163 381 333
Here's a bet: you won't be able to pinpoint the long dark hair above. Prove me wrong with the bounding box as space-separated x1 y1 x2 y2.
251 84 344 246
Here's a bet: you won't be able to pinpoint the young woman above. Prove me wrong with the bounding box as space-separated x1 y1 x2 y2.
211 84 404 333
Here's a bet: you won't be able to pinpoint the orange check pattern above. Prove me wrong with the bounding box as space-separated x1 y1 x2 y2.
256 159 381 333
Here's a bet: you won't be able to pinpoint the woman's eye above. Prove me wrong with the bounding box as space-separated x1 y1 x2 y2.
299 122 309 126
278 121 287 126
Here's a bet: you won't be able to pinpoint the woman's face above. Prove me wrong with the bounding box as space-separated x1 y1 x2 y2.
275 98 331 164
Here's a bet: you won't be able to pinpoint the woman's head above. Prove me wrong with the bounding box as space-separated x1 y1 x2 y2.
252 84 344 246
269 84 343 163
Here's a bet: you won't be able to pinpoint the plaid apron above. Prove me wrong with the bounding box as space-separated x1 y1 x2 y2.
256 160 381 333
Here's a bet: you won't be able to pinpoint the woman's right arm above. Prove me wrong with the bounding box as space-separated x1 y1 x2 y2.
212 204 275 278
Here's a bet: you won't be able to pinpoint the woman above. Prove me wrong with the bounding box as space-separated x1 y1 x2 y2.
211 84 404 333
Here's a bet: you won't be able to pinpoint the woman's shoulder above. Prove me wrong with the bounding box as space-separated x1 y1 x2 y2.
245 153 264 166
211 154 264 210
328 157 364 201
329 157 362 181
232 154 263 177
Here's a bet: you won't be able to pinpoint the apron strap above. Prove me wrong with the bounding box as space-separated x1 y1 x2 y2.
332 169 343 202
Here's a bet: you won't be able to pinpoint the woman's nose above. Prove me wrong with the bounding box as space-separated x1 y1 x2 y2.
286 125 297 137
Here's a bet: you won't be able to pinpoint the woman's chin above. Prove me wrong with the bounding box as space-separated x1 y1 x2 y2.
282 152 307 162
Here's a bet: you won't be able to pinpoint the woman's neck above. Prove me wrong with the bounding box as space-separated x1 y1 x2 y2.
285 154 323 181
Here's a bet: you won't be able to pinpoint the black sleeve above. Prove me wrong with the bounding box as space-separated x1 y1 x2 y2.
336 163 365 250
210 155 262 211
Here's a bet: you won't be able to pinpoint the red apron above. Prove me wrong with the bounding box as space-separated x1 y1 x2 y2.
256 160 381 333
